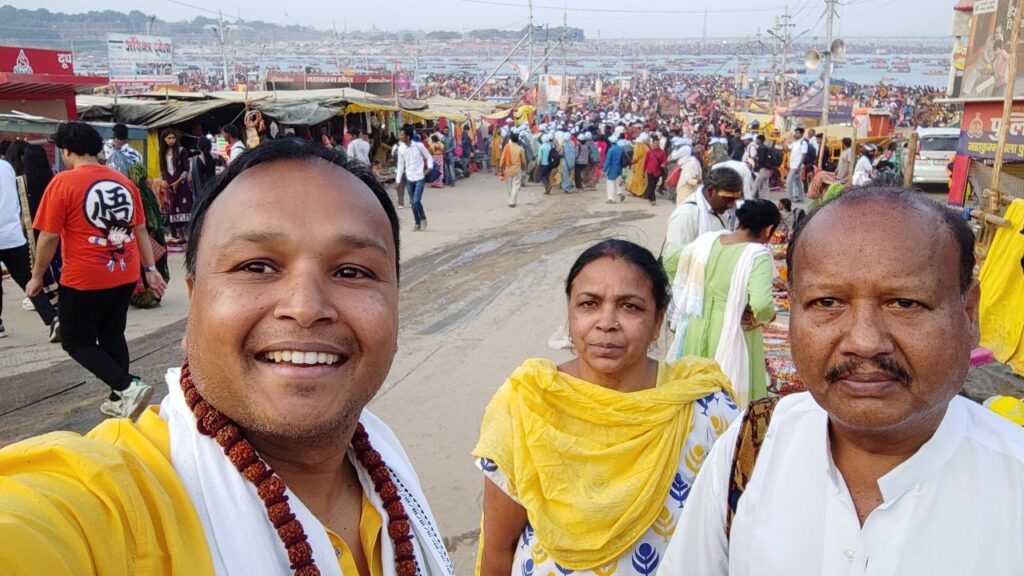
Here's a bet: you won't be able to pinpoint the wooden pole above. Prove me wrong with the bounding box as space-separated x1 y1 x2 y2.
904 131 919 189
989 0 1024 213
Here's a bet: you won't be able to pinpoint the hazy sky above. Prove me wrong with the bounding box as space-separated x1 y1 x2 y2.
30 0 953 39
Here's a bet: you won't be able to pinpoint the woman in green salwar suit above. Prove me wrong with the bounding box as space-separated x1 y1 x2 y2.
682 199 781 405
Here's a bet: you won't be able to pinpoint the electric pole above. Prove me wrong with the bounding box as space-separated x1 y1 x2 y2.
208 10 231 90
767 5 793 110
821 0 838 124
561 3 567 105
701 9 709 51
528 0 534 85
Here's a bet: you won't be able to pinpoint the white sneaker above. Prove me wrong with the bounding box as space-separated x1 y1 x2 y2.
100 378 154 419
22 297 35 311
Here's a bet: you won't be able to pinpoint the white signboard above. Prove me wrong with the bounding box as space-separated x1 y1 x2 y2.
973 0 997 14
544 75 562 103
107 33 173 86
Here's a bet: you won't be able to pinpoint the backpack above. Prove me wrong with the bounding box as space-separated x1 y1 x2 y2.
726 396 780 538
766 147 784 169
802 142 818 166
549 146 561 167
621 148 633 168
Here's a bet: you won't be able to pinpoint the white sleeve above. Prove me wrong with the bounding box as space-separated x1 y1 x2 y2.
666 205 699 253
657 414 739 576
395 148 406 181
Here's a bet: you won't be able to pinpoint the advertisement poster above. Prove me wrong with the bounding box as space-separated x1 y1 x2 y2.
0 46 74 75
107 34 173 86
957 101 1024 161
960 0 1024 99
544 75 562 103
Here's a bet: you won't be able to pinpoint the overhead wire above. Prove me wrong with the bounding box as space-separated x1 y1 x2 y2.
460 0 806 15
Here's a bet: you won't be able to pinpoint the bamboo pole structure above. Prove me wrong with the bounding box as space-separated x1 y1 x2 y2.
988 0 1024 214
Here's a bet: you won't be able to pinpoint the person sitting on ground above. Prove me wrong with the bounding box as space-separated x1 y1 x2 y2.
666 199 781 409
659 186 1024 576
776 198 796 238
475 239 739 576
0 137 455 576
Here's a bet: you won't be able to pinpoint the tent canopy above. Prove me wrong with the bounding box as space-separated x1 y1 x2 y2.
784 86 852 121
78 89 502 129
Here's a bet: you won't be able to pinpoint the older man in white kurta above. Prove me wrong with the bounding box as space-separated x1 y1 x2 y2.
659 187 1024 576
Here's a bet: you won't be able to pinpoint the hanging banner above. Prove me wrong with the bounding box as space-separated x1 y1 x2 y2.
544 75 562 103
957 101 1024 161
0 46 74 75
107 33 173 86
960 0 1024 100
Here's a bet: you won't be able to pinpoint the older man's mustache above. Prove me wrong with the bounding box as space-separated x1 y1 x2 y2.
825 356 912 385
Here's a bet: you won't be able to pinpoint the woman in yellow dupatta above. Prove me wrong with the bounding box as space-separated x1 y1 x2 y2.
627 135 650 198
474 240 740 576
490 125 504 172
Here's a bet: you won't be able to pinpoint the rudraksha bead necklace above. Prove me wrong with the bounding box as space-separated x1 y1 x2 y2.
179 360 419 576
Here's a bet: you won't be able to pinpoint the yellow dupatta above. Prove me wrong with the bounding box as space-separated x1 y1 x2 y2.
473 357 734 570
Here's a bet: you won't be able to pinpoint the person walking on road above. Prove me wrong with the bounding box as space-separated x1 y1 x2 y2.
603 138 626 203
395 125 433 231
499 132 528 208
0 156 60 341
787 127 808 202
27 122 166 418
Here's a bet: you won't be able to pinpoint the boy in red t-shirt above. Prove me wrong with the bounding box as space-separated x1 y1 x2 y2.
27 122 167 419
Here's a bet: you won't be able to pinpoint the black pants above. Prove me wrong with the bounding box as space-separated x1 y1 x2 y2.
539 164 552 193
645 174 659 202
0 243 58 327
576 165 589 190
58 282 136 395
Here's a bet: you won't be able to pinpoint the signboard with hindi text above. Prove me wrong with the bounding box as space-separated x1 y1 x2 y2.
0 46 74 75
107 34 173 86
957 101 1024 162
960 0 1024 100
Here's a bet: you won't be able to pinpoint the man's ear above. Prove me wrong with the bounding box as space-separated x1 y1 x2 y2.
964 279 981 350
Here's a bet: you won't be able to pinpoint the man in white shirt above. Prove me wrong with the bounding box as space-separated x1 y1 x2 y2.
395 125 433 231
712 159 754 200
660 186 1024 576
853 144 877 187
787 127 808 202
0 158 60 340
346 128 371 166
222 124 245 164
664 166 743 255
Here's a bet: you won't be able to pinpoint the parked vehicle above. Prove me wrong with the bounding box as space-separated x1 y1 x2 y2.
912 127 960 185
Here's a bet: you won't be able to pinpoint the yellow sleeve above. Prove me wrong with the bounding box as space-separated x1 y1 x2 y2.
0 417 213 576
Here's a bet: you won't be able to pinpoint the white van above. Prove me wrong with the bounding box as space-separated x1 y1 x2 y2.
912 127 960 185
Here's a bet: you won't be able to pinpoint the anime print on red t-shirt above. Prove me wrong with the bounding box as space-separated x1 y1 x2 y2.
35 165 145 291
82 178 137 273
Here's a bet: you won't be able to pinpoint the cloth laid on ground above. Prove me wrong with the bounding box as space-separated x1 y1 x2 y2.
472 357 734 571
979 199 1024 376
